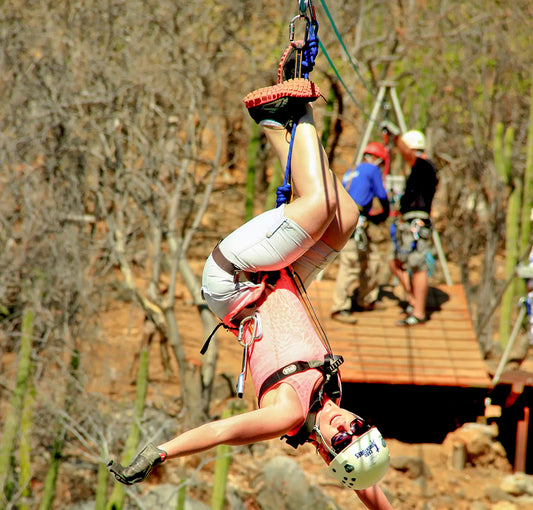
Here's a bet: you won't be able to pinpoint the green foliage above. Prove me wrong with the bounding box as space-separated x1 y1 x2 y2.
321 86 336 149
265 160 283 211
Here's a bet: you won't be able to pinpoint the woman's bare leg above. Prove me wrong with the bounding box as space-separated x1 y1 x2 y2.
262 105 338 241
316 164 359 251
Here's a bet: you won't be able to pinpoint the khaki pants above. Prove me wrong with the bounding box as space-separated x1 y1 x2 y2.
331 224 384 313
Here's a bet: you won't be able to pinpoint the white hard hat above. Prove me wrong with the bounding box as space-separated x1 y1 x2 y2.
402 130 426 150
328 427 390 490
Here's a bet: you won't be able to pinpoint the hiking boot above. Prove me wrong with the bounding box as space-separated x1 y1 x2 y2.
107 443 167 485
243 79 320 127
331 310 358 324
396 314 426 326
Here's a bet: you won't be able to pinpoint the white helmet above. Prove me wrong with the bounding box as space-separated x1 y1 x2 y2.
402 130 426 150
328 427 390 490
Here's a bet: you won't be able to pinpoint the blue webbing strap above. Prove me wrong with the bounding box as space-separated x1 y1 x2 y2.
276 122 298 207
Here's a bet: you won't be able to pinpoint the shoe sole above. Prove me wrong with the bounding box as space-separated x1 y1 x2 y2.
243 79 320 109
277 42 304 83
331 314 358 324
396 316 427 326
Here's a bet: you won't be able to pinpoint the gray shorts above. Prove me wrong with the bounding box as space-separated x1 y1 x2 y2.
201 205 337 320
392 219 433 273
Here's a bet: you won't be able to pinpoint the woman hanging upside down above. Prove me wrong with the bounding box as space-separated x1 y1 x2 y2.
108 61 394 509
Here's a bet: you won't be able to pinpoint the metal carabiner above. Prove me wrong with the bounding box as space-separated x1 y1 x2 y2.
410 219 424 240
237 312 262 347
289 14 310 43
236 312 262 398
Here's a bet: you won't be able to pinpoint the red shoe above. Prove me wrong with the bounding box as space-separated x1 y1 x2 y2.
243 79 320 127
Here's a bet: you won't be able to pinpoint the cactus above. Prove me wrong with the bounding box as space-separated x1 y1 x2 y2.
106 346 150 510
211 399 247 510
176 478 186 510
0 308 34 503
494 123 520 347
520 79 533 256
94 462 110 510
19 384 35 510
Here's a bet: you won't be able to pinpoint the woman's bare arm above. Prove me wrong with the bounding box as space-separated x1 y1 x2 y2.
355 485 394 510
158 384 305 458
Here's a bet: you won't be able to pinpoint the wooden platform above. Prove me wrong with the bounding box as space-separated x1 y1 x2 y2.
306 279 492 388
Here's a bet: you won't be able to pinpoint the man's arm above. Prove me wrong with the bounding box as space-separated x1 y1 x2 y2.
381 120 417 167
368 197 390 225
395 136 417 167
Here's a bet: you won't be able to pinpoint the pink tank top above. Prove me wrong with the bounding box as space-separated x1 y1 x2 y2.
245 271 328 436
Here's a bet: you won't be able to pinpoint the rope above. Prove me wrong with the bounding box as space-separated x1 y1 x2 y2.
318 0 374 96
318 40 370 119
288 268 333 354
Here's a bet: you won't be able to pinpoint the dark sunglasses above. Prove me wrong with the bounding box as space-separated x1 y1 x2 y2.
330 416 371 454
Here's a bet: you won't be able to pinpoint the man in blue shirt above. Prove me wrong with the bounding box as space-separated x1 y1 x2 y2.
331 142 390 324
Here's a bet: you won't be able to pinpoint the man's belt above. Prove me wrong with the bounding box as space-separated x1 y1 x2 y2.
402 210 430 221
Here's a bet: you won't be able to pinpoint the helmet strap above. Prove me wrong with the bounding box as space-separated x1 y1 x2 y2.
312 410 338 458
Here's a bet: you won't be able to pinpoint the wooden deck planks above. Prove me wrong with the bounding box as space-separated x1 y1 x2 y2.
306 279 491 388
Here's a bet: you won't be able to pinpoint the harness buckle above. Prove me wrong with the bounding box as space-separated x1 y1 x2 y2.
327 354 344 372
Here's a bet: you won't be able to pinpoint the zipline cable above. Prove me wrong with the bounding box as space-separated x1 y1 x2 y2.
318 0 374 97
318 40 371 120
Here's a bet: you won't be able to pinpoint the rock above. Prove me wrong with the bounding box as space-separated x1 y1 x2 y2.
484 485 514 503
65 485 210 510
255 456 339 510
500 473 533 496
470 502 489 510
140 484 210 509
442 423 508 468
490 502 518 510
389 455 432 479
